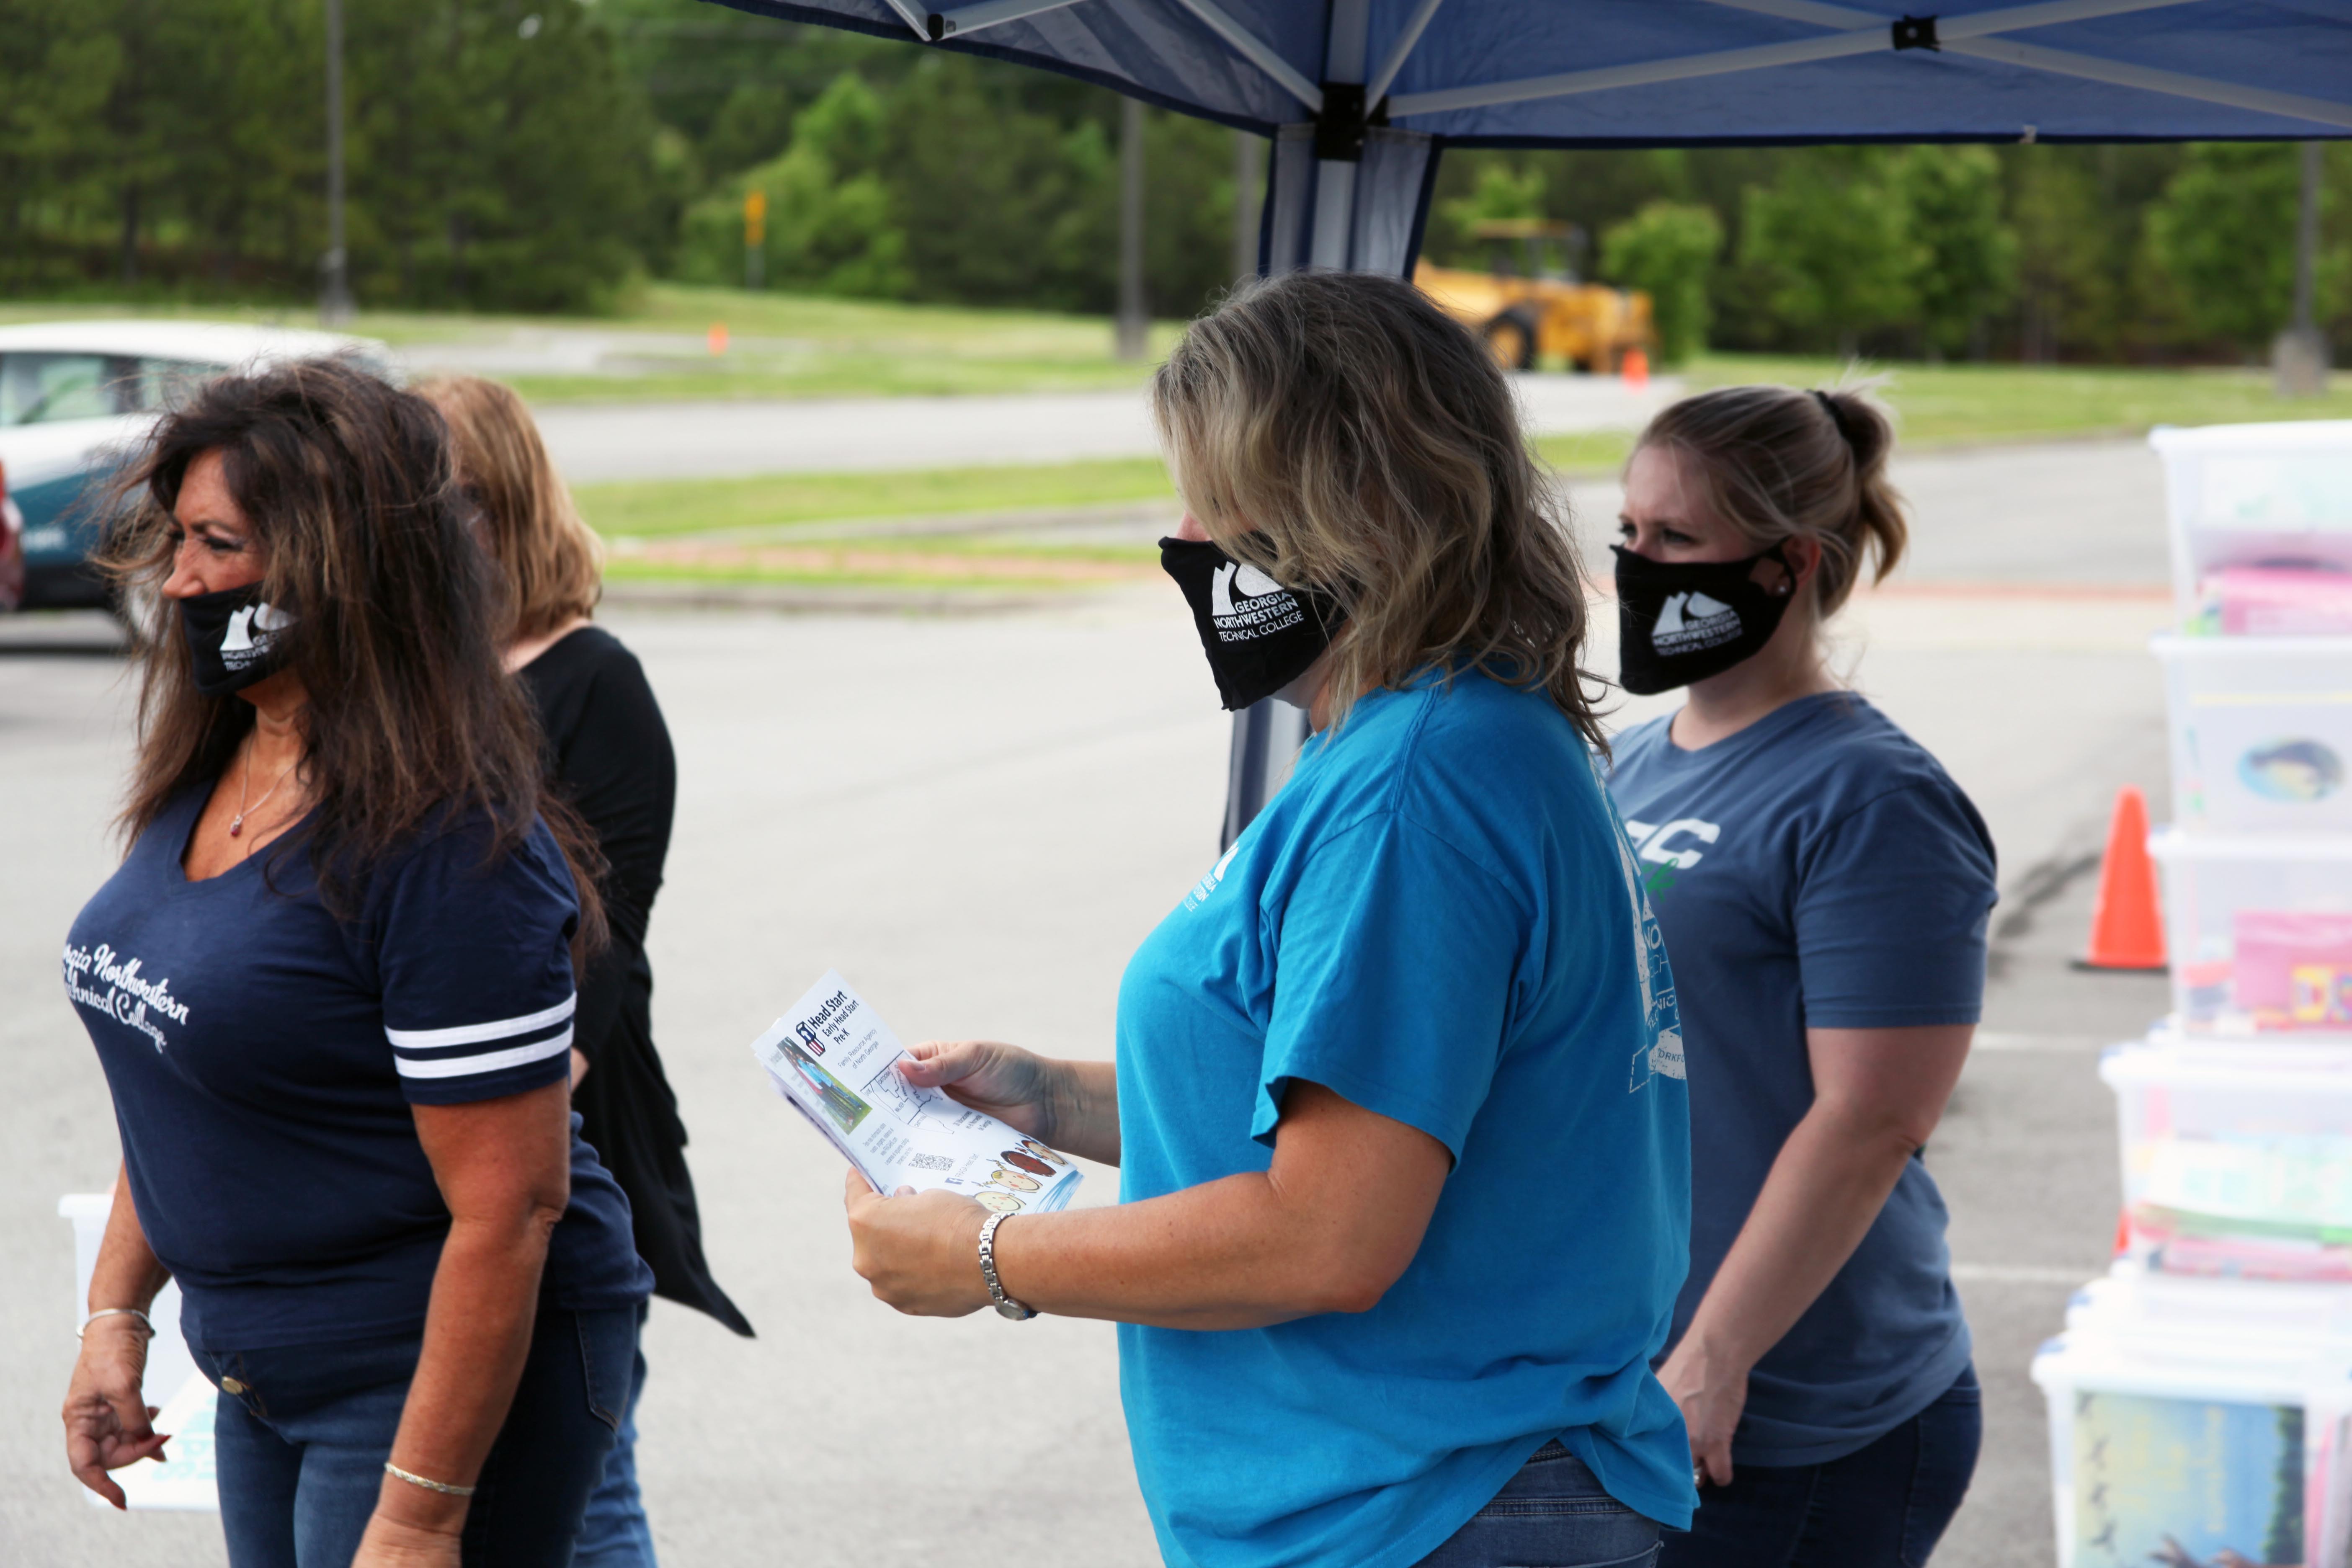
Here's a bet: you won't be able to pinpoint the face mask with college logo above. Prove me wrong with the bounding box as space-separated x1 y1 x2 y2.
1612 543 1795 696
179 583 298 697
1159 536 1348 712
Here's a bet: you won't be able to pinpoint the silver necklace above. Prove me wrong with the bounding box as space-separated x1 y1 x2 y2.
230 749 299 839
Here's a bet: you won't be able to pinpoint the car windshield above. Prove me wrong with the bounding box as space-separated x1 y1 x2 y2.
0 353 230 426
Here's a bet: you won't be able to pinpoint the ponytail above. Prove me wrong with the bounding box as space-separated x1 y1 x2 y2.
1633 382 1908 618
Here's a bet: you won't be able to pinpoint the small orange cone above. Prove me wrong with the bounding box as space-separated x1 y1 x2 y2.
1621 346 1650 389
2076 785 2167 972
707 322 730 356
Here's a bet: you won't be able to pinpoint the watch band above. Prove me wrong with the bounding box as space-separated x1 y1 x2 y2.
977 1211 1036 1320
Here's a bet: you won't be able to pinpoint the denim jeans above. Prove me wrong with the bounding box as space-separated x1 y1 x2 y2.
1413 1441 1666 1568
1658 1366 1982 1568
197 1305 636 1568
573 1302 658 1568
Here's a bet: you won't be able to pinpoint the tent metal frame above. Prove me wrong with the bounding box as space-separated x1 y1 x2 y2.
905 0 2352 135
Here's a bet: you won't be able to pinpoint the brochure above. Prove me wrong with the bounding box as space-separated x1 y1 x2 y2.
750 972 1082 1214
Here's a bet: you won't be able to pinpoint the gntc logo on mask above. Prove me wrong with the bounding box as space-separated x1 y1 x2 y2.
1210 561 1306 642
1650 591 1741 656
220 602 295 671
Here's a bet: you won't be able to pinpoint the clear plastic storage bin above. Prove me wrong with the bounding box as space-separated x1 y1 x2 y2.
2070 1260 2352 1346
2154 635 2352 833
2151 830 2352 1036
2153 421 2352 629
2035 1315 2352 1568
2104 1040 2352 1282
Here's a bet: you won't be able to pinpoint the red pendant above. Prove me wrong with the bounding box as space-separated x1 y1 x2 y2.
229 818 244 837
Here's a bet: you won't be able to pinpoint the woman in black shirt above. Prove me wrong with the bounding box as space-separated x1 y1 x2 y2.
423 375 750 1568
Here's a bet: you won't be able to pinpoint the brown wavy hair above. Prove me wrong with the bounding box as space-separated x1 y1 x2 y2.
97 357 606 948
415 375 604 642
1150 269 1607 752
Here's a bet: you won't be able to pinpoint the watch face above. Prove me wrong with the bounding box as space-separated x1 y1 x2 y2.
993 1299 1034 1320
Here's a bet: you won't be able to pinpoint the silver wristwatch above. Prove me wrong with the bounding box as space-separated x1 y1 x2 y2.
977 1211 1036 1320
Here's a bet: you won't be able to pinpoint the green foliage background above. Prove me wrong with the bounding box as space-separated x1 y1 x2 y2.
3 0 2348 360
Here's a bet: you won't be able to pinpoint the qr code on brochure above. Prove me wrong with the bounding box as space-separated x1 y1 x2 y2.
906 1152 953 1172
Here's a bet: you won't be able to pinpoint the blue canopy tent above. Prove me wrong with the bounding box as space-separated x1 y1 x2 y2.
707 0 2352 838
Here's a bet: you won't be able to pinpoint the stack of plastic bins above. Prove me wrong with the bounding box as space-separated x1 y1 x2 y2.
2034 420 2352 1565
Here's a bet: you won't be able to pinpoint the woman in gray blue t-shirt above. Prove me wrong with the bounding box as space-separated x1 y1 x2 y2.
1605 385 1996 1566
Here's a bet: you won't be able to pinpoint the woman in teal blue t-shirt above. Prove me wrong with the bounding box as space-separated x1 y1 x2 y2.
840 271 1696 1568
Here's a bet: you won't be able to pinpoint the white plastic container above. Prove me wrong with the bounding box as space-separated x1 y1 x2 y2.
2034 1317 2352 1568
2153 421 2352 629
2151 830 2352 1037
2154 635 2352 833
2102 1040 2352 1282
2071 1259 2352 1346
59 1193 217 1511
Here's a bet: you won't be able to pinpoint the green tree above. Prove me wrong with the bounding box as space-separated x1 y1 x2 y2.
882 55 1115 311
1600 201 1723 365
0 0 123 288
679 73 909 298
1894 146 2017 358
2148 142 2346 352
1431 160 1548 263
1738 150 1919 357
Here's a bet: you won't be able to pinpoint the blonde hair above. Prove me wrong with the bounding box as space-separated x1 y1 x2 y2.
417 375 603 640
1150 271 1606 750
1633 384 1908 619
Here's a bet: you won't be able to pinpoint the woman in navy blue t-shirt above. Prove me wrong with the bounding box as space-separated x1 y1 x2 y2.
1605 385 1996 1566
59 361 650 1568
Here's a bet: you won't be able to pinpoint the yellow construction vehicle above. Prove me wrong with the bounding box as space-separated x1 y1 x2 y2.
1414 220 1653 373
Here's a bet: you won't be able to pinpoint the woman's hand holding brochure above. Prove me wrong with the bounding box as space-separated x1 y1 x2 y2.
749 972 1086 1215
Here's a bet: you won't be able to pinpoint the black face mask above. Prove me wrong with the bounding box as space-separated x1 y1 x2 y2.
179 583 298 697
1612 544 1795 696
1159 537 1348 712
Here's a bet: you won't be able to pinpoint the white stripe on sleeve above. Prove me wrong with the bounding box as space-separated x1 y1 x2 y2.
392 1027 574 1081
385 993 577 1050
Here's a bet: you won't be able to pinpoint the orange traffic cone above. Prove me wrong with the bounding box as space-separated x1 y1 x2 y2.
2075 785 2167 972
1621 346 1651 390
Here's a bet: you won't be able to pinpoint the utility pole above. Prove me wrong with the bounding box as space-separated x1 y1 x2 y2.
1232 130 1259 286
2276 141 2327 397
320 0 353 324
1116 96 1147 362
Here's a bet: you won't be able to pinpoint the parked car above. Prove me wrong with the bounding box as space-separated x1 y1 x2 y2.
0 321 392 614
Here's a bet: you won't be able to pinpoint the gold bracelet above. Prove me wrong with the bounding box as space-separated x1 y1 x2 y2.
384 1460 476 1498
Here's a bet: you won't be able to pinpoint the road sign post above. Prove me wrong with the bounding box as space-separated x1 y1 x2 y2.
745 189 768 292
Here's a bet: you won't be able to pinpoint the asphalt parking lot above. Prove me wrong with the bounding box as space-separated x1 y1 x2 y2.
1 438 2175 1565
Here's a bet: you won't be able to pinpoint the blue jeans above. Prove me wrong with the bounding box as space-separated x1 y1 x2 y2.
197 1306 636 1568
573 1303 657 1567
1658 1366 1982 1568
1413 1441 1665 1568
